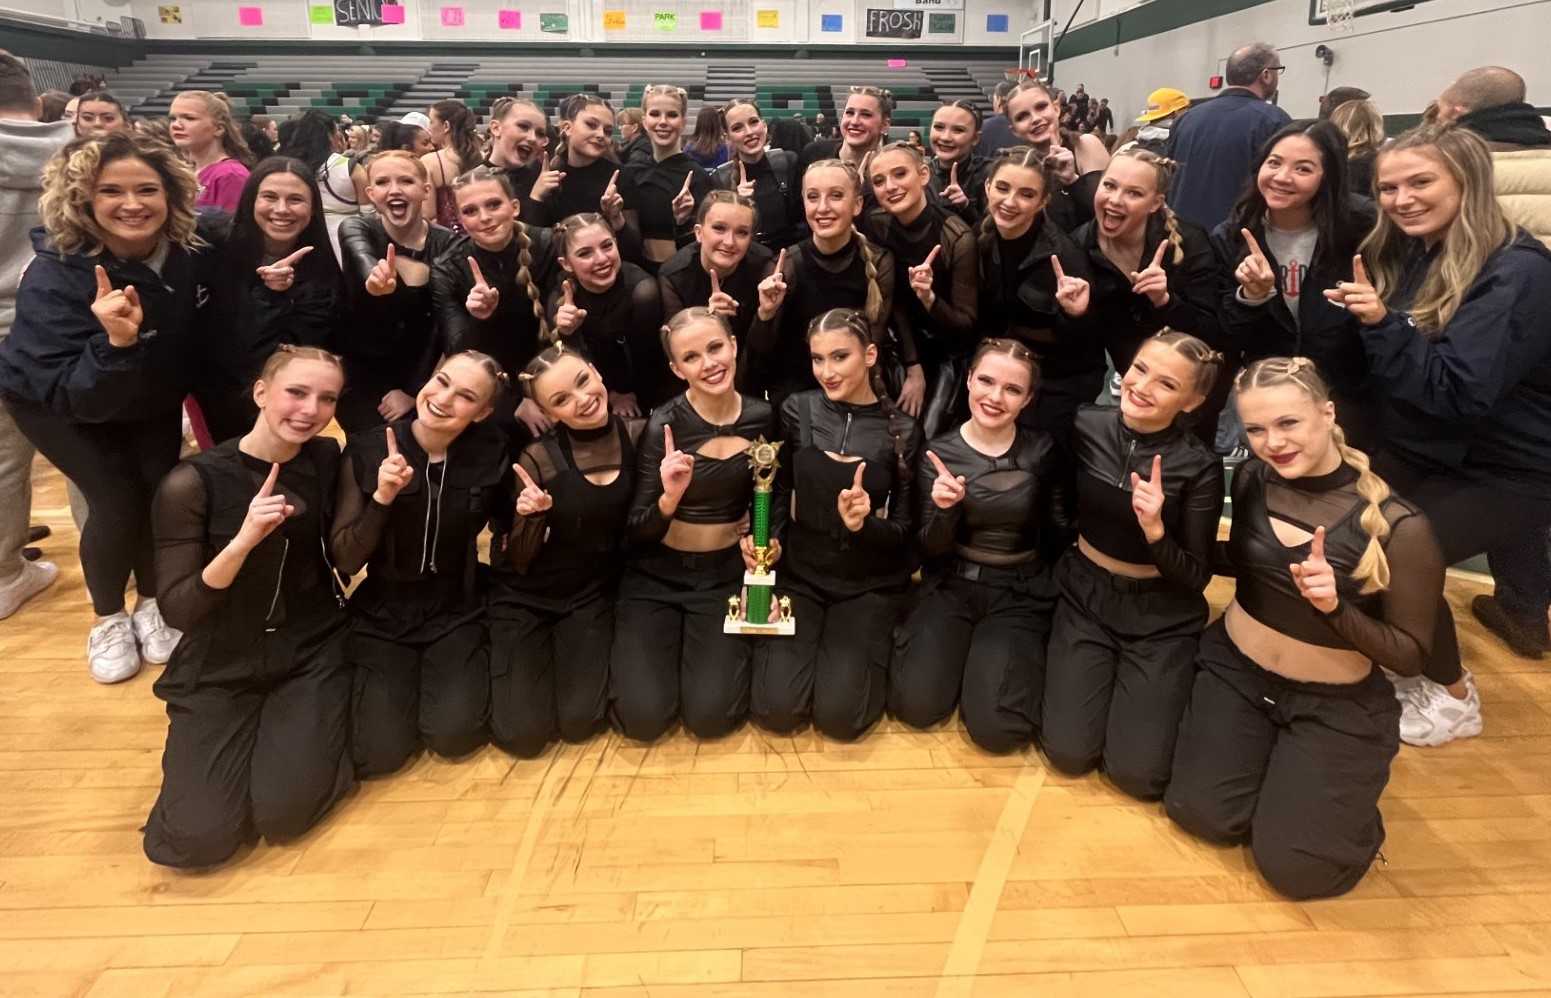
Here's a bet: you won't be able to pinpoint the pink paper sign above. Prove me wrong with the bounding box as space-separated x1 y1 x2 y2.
887 58 908 68
380 2 405 22
237 5 263 26
440 5 464 26
699 10 722 29
498 8 521 27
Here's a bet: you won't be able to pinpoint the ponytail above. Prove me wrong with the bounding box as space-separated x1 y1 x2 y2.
855 230 884 327
1332 423 1392 595
514 224 551 343
1160 204 1185 266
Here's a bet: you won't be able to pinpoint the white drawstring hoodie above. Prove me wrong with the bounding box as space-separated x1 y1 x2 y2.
0 116 72 339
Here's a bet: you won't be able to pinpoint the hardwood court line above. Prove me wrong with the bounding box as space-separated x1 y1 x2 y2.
932 755 1048 998
472 735 611 987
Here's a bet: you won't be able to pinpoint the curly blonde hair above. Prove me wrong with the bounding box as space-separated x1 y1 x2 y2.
39 132 202 256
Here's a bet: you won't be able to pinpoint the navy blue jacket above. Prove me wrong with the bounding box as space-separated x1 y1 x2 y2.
0 226 207 423
1364 230 1551 494
1166 90 1291 232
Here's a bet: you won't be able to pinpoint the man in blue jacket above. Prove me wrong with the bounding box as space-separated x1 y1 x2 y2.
1167 42 1292 231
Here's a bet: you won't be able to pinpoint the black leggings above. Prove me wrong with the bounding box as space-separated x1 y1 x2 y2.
1375 454 1551 684
609 546 753 741
348 619 491 776
1164 619 1399 900
4 398 180 616
143 623 354 868
890 561 1054 753
489 591 612 758
1041 551 1206 799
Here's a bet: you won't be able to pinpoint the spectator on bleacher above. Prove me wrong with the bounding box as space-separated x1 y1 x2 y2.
195 157 344 443
67 73 105 97
421 99 481 232
381 113 435 156
346 123 370 154
0 132 210 680
928 100 988 224
279 109 367 260
482 97 549 218
1166 43 1292 231
1319 86 1370 120
1005 80 1111 233
799 86 893 175
813 112 833 140
73 92 127 139
685 104 729 172
335 150 457 433
616 107 647 162
432 166 557 445
1215 120 1375 449
1127 88 1189 157
1330 99 1384 195
134 115 173 148
241 118 274 162
712 99 803 250
1094 98 1114 137
170 90 254 215
659 190 774 353
0 50 71 621
546 213 665 415
863 141 978 434
765 115 810 155
39 89 68 123
975 81 1017 160
1070 84 1091 125
621 86 711 271
905 130 925 154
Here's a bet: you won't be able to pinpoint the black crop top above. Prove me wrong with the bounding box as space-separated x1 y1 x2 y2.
628 392 778 545
778 390 923 594
1072 405 1224 592
917 424 1066 568
491 415 643 600
621 152 713 244
153 437 343 636
1225 458 1443 673
544 262 665 408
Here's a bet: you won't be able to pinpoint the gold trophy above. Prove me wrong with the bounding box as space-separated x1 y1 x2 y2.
724 437 795 636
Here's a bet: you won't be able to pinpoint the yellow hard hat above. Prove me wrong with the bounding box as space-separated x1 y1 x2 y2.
1138 87 1190 123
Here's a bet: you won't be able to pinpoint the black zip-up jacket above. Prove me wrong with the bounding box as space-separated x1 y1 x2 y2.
1072 212 1223 374
0 226 209 422
337 214 459 395
778 389 923 595
1362 230 1551 494
863 202 979 363
430 225 556 404
712 150 804 249
975 216 1103 379
916 423 1069 569
1211 198 1378 399
331 418 510 637
1070 404 1223 592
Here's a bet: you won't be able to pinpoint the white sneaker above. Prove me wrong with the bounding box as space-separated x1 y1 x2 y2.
1398 672 1483 747
1382 667 1421 699
88 612 141 684
131 598 181 665
0 560 58 620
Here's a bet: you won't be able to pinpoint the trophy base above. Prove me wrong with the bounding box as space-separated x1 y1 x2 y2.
724 617 797 636
744 570 775 587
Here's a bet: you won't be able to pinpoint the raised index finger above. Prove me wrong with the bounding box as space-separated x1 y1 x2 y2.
1051 255 1067 283
664 424 676 454
258 462 281 498
949 161 959 186
606 169 620 191
1150 240 1168 269
562 279 575 305
738 159 747 184
926 449 951 478
1310 524 1326 562
278 245 315 268
1352 254 1371 286
93 264 113 300
385 426 399 457
385 243 396 268
1241 228 1266 260
1149 453 1162 486
468 256 487 287
679 171 694 196
774 247 786 276
922 245 941 270
514 462 539 492
852 461 866 491
709 268 721 296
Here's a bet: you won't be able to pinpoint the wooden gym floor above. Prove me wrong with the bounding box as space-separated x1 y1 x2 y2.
5 455 1551 998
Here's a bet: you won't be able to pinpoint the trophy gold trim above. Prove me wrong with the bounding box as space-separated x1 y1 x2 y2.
724 437 795 636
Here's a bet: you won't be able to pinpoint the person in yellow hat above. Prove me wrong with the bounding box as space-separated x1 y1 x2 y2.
1124 87 1190 155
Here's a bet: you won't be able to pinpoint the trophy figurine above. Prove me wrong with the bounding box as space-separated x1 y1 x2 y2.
724 437 795 636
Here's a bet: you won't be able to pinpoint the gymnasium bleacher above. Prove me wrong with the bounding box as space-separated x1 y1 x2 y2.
103 53 1014 138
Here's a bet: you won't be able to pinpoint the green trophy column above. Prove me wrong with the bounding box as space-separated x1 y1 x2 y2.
747 486 772 624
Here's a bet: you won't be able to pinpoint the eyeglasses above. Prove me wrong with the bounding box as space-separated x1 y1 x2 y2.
1267 65 1287 74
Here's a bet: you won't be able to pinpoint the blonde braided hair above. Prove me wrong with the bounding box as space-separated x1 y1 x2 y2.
804 158 883 326
1235 356 1392 594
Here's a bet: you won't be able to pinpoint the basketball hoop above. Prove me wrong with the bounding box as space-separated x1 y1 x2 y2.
1005 67 1041 83
1325 0 1356 33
